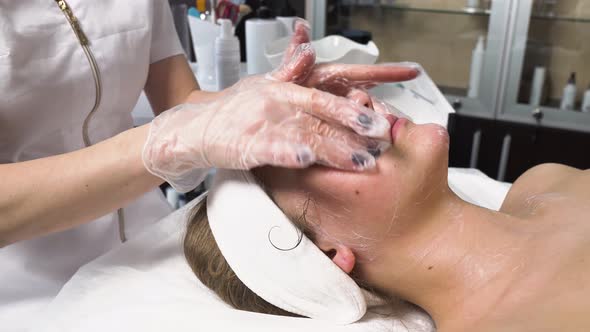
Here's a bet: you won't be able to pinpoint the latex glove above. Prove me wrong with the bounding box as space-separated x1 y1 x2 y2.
143 50 392 193
271 20 420 105
270 20 420 134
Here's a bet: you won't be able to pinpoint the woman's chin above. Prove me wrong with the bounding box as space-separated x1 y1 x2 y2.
408 124 449 151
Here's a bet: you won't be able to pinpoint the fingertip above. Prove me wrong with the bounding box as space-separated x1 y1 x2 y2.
306 91 393 141
371 115 393 141
271 42 315 82
287 43 316 82
295 42 316 67
372 140 392 157
353 108 392 141
293 18 311 42
351 151 376 171
296 147 316 167
383 114 395 126
381 61 422 70
372 62 422 82
373 99 414 123
392 62 423 78
407 68 420 80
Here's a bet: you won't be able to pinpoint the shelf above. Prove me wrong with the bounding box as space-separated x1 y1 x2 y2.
349 4 590 22
350 4 491 17
518 102 590 115
530 13 590 23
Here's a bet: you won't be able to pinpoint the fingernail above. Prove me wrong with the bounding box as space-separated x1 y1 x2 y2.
403 63 422 77
367 148 381 158
296 150 314 165
367 140 390 158
351 153 366 167
358 113 391 139
294 18 311 34
381 62 423 77
351 152 375 169
289 43 314 67
295 42 312 55
357 113 373 127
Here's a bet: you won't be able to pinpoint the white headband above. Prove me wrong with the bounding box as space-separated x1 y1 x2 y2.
207 169 366 324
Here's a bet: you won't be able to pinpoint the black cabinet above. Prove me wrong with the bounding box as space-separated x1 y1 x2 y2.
448 114 590 182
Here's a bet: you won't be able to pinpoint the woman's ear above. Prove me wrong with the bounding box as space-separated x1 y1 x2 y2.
320 244 356 274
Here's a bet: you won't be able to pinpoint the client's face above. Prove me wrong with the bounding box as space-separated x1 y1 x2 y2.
255 119 450 269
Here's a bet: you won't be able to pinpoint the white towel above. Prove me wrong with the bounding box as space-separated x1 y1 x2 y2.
208 170 366 323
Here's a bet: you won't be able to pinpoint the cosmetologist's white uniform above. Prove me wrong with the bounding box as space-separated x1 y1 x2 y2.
0 1 182 329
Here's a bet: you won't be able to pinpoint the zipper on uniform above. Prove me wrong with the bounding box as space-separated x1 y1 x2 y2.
55 0 88 46
54 0 126 243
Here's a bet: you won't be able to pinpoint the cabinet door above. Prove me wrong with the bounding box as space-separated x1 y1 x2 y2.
498 0 590 133
318 0 511 119
448 114 590 182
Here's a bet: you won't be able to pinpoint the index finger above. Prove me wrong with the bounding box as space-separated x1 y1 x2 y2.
306 62 421 89
278 82 392 141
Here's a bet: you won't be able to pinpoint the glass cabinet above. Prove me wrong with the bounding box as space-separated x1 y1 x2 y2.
310 0 590 133
499 0 590 132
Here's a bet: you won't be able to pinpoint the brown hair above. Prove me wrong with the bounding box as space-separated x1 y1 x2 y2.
183 198 306 317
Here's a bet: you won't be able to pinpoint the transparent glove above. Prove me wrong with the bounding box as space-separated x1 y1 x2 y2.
271 20 420 140
269 20 421 151
143 64 392 192
271 20 420 106
143 20 419 193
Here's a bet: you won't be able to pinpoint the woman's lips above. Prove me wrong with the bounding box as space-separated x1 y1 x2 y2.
391 117 407 143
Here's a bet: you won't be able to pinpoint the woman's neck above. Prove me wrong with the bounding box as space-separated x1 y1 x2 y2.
361 188 527 329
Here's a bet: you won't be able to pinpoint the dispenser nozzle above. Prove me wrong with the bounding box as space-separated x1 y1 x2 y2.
218 19 232 39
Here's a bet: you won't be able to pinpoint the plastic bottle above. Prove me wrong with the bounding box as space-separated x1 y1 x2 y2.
466 0 481 10
581 84 590 113
188 16 220 91
277 0 297 36
560 72 577 111
529 66 546 107
468 36 485 99
215 19 241 90
246 1 282 74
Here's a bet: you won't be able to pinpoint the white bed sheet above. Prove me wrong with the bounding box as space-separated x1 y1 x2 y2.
31 168 509 332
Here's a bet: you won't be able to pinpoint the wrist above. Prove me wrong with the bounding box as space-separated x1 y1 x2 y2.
123 124 164 186
142 104 215 192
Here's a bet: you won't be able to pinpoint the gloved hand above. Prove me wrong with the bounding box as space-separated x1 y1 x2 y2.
142 20 419 193
143 55 393 192
270 19 419 130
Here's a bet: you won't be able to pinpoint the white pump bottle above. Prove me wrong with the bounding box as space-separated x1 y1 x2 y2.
468 36 485 99
560 72 577 111
215 19 240 91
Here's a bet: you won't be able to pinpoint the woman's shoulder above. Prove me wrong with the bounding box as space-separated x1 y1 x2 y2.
500 163 588 215
517 163 581 185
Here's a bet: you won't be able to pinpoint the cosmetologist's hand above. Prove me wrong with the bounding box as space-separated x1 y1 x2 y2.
142 24 398 192
271 20 420 111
